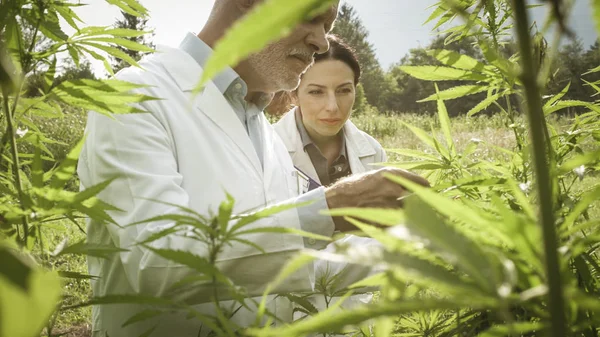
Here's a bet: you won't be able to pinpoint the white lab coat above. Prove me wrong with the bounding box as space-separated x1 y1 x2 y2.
78 46 325 337
273 108 387 327
274 107 387 184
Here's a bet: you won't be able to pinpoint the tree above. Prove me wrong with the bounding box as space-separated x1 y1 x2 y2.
332 4 391 111
111 11 155 73
386 34 490 116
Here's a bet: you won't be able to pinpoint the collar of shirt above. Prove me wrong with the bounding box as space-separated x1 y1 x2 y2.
178 32 271 112
294 108 347 160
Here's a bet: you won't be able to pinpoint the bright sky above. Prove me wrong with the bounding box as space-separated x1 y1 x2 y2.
71 0 597 75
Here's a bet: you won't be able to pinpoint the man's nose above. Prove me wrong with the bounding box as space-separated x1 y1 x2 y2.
305 26 329 54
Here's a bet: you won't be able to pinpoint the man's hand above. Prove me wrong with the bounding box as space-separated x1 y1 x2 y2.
325 167 430 232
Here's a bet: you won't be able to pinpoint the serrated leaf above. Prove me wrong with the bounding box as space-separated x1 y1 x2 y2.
561 185 600 233
121 309 164 327
434 83 455 155
0 247 31 291
47 136 85 190
257 253 316 322
63 294 176 310
400 65 487 82
230 200 310 233
418 84 488 102
558 149 600 174
402 197 496 293
284 294 318 315
401 122 437 150
31 136 44 189
251 299 493 337
81 37 154 53
428 49 489 73
198 0 337 90
233 226 331 242
467 91 504 116
54 240 128 259
386 149 439 160
144 247 222 280
105 0 149 17
325 208 405 227
543 82 571 109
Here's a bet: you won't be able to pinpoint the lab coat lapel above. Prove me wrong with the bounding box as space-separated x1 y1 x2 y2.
160 47 263 177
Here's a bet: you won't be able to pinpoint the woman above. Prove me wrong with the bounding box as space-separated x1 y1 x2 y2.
273 35 385 324
273 36 387 189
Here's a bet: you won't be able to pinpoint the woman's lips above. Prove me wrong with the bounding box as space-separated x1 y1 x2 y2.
320 119 342 126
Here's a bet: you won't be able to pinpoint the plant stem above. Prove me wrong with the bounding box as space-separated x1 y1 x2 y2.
511 1 565 336
2 85 29 245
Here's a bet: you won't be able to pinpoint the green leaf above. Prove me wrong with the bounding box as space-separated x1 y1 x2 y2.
218 193 235 234
559 149 600 174
325 208 405 227
476 322 544 337
81 37 154 53
0 258 62 337
418 84 488 102
31 136 44 189
543 82 571 109
251 299 493 337
54 240 129 259
198 0 338 90
233 226 331 242
467 91 504 116
386 149 439 161
428 49 490 73
257 253 316 322
400 65 487 82
64 294 176 310
0 247 31 291
592 0 600 37
284 294 318 315
402 197 497 293
401 122 437 150
47 136 85 191
230 201 310 233
121 309 164 327
58 271 99 280
434 83 455 155
144 247 222 279
72 178 116 205
561 185 600 234
544 100 600 115
105 0 149 17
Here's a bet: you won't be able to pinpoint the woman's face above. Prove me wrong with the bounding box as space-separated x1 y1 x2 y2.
295 59 356 139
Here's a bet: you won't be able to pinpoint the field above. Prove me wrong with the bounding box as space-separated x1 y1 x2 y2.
43 111 599 336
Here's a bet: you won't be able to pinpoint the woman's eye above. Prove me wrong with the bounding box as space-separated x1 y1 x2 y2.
309 90 323 95
338 88 353 94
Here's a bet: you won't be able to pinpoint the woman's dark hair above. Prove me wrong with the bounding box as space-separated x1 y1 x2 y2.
266 35 362 116
314 34 361 85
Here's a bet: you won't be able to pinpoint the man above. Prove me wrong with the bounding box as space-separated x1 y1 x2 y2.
78 0 428 336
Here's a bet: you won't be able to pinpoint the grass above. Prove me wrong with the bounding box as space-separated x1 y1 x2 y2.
41 112 599 336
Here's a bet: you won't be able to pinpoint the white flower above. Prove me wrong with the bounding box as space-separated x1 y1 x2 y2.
573 165 585 181
470 138 483 144
16 127 28 138
519 181 531 194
